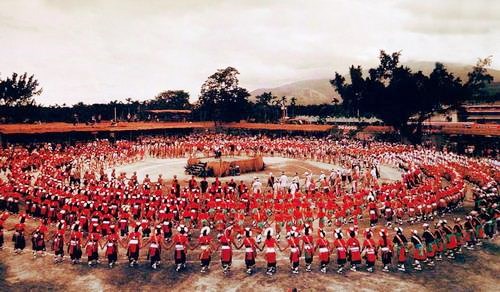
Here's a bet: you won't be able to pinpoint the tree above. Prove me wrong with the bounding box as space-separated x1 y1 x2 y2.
256 91 273 106
147 90 191 110
330 51 493 143
0 72 42 106
465 56 494 99
279 96 288 119
196 67 250 122
125 97 133 115
252 92 279 122
255 92 271 122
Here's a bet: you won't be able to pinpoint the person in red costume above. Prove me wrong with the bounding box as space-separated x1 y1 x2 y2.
282 227 301 274
84 233 100 267
12 215 27 254
301 224 314 272
166 224 189 272
191 226 213 273
347 227 361 271
314 228 330 273
102 225 119 268
217 227 236 275
122 224 142 267
378 228 393 272
333 228 347 274
31 227 47 258
260 228 283 276
393 227 408 272
235 227 258 275
440 220 458 259
142 225 164 269
362 228 377 273
68 223 83 264
52 232 65 264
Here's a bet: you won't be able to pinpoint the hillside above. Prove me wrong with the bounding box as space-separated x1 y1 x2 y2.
250 62 500 105
250 79 339 105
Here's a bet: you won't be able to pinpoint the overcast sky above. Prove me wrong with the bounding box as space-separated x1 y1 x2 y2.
0 0 499 105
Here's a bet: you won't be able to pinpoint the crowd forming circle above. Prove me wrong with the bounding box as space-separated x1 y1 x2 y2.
0 134 498 275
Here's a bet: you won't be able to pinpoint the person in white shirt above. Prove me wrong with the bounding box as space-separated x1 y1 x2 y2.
279 172 288 191
319 171 326 182
252 177 262 194
370 167 377 180
292 172 300 189
304 172 313 191
290 182 298 198
273 180 280 195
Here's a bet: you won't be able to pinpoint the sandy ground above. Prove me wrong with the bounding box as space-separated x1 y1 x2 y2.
1 219 498 292
107 156 402 183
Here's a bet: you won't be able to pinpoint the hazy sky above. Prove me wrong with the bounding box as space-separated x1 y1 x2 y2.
0 0 499 105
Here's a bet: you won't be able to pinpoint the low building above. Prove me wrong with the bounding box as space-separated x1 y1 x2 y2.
459 103 500 124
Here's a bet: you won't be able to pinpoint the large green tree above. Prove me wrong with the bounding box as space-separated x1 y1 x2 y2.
196 67 250 122
0 72 42 106
253 91 276 122
330 51 493 143
146 90 191 109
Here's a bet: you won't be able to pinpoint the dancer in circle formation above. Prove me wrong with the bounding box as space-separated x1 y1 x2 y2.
0 134 498 275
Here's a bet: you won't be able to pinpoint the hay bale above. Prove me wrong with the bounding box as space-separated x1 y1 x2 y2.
202 156 264 177
187 157 200 166
207 161 231 177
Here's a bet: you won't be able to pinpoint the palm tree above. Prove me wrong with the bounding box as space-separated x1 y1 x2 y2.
280 96 288 119
280 95 287 106
125 97 133 115
290 96 297 117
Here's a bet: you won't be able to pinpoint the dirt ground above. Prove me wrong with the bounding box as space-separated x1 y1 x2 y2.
1 157 499 291
107 156 402 184
1 220 498 292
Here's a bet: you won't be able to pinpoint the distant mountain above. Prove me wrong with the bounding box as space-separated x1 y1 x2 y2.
250 62 500 105
250 79 339 105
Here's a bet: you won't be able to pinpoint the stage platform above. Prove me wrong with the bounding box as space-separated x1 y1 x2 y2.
187 155 264 177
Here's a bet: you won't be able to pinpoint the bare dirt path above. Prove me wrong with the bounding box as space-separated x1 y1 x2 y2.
107 156 402 183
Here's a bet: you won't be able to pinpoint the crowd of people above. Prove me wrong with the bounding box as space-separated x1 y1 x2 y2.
0 133 498 276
